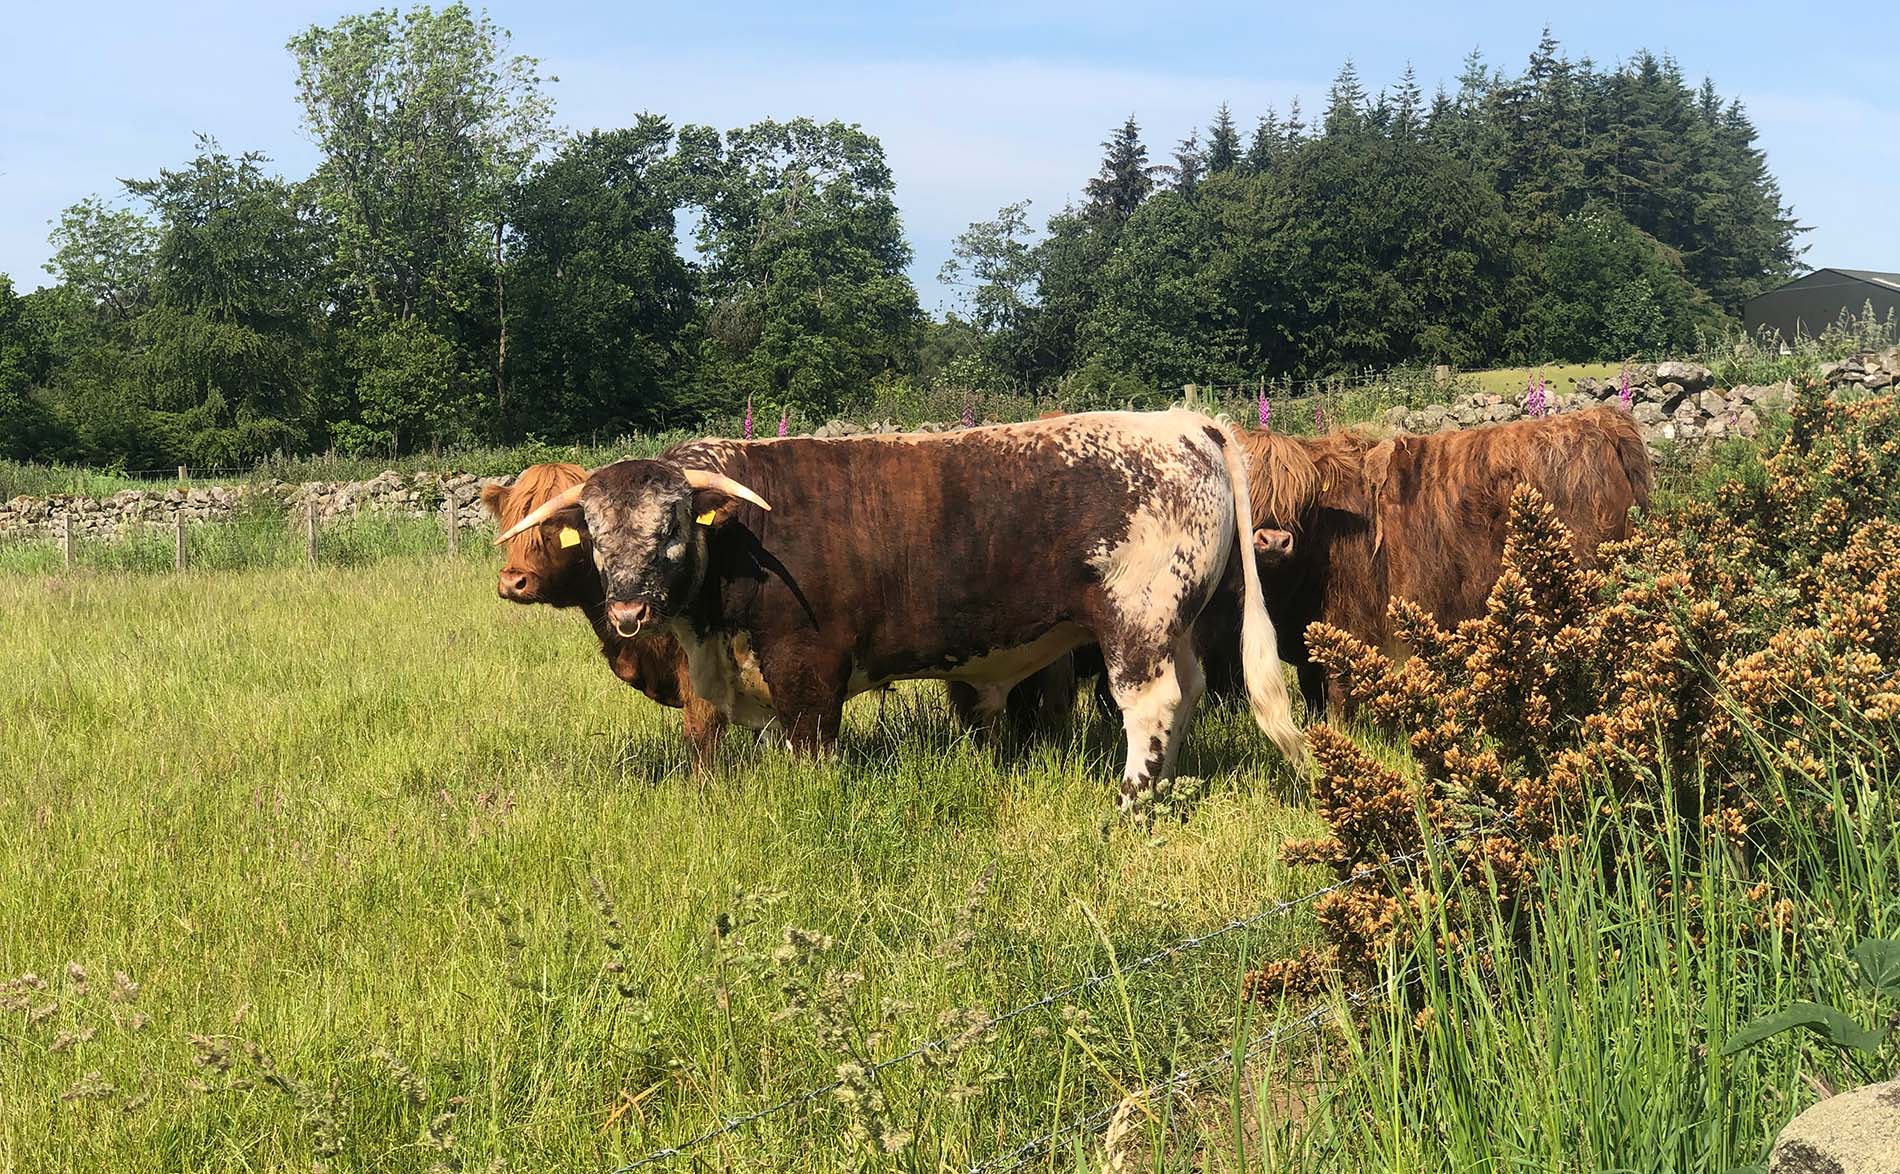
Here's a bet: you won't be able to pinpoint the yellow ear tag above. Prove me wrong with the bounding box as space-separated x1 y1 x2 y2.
558 526 582 548
695 509 718 526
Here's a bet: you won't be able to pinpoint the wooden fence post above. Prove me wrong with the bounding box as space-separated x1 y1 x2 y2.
445 495 458 557
62 516 73 571
306 501 318 569
178 465 188 485
174 514 187 572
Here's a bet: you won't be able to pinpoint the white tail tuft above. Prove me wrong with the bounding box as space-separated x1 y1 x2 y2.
1216 421 1308 773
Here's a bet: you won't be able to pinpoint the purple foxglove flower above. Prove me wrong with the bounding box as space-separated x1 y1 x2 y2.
743 395 754 440
961 396 976 429
1258 388 1271 430
1618 365 1633 411
1313 403 1325 432
1525 374 1548 418
778 408 789 438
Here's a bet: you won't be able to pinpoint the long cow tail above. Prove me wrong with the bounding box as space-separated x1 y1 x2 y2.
1217 422 1308 772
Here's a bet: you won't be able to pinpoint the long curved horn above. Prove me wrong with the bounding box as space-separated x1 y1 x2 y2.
493 482 586 545
682 468 772 512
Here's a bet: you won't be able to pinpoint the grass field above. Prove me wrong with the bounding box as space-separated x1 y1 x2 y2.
1461 363 1622 397
0 554 1330 1171
7 386 1898 1171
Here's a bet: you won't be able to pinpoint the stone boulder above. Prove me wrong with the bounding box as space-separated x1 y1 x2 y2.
1654 361 1714 392
1770 1079 1900 1173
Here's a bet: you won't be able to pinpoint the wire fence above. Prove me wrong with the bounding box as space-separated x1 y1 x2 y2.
605 816 1515 1173
0 499 490 575
966 975 1395 1174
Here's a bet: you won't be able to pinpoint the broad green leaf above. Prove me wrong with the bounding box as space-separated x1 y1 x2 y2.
1722 1002 1886 1057
1850 938 1900 996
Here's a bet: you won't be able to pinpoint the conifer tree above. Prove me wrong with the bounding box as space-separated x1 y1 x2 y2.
1206 103 1242 173
1284 97 1308 147
1085 115 1156 223
1245 109 1282 174
1163 129 1205 194
1391 63 1423 138
1325 60 1368 133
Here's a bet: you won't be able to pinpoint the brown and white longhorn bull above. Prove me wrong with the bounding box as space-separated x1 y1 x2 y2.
496 411 1307 810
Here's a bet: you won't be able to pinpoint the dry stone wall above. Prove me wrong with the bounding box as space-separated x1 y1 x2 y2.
1384 361 1788 444
0 472 502 540
1383 348 1897 445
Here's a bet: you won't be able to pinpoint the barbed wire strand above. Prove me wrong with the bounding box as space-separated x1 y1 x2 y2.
12 511 486 535
605 816 1515 1173
966 970 1410 1174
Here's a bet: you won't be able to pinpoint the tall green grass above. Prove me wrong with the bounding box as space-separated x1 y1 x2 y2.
0 435 698 500
0 558 1322 1171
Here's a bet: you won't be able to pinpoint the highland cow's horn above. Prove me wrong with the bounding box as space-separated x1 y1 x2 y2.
493 482 587 544
681 468 772 512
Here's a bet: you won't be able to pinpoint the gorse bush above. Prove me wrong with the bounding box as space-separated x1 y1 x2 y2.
1253 379 1900 988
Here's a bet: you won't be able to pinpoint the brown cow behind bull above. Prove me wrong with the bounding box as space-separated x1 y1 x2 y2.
1241 405 1652 713
481 463 726 770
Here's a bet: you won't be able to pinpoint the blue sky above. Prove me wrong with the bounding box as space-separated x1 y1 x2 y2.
3 1 1894 313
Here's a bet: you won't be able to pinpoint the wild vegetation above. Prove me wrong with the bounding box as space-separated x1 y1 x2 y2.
3 384 1896 1170
0 6 1805 470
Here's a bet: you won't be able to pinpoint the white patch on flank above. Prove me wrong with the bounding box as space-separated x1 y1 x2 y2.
1089 430 1228 659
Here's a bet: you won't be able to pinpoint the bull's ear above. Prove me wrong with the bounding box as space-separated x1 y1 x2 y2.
1361 440 1408 555
1361 440 1398 500
479 482 508 519
690 489 746 529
